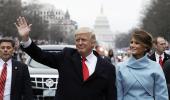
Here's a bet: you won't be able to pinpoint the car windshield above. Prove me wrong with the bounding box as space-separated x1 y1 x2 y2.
25 45 75 68
29 59 50 68
28 50 60 68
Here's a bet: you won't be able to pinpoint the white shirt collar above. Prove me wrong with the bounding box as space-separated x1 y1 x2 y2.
155 52 164 63
0 59 12 67
155 52 164 58
86 51 95 62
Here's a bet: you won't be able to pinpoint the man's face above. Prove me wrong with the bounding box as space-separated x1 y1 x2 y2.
0 42 14 62
156 37 166 54
75 33 94 57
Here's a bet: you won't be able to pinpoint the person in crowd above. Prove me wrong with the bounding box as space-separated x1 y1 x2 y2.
122 48 131 61
163 59 170 98
15 16 117 100
165 40 170 55
108 49 116 65
116 30 168 100
148 36 170 67
95 44 111 63
0 37 33 100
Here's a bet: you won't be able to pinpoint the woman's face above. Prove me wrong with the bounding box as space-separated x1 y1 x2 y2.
130 37 146 59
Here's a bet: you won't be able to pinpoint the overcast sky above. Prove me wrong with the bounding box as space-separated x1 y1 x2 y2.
23 0 151 33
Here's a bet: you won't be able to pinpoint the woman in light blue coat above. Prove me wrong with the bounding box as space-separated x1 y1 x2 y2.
116 30 168 100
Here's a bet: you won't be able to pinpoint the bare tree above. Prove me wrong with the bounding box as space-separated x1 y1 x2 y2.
114 32 131 49
141 0 170 41
0 1 21 37
22 3 49 40
48 24 65 44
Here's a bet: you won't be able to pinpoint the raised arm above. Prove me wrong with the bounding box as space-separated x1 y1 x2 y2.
14 16 32 42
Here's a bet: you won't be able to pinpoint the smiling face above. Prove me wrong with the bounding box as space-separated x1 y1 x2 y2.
75 27 96 57
75 33 95 57
0 41 15 62
129 30 152 59
130 38 146 59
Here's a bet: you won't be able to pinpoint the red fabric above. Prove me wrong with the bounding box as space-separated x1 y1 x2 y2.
82 57 89 81
0 63 7 99
159 56 163 67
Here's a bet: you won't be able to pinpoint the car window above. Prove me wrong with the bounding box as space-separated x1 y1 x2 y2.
26 45 75 69
29 59 51 68
28 50 60 69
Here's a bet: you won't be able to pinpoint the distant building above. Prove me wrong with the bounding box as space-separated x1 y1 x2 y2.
33 4 65 24
94 6 115 49
22 1 77 43
37 5 77 43
0 0 21 37
62 10 77 37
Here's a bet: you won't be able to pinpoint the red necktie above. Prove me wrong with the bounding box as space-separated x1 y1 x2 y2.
0 63 7 98
82 57 89 81
159 56 163 67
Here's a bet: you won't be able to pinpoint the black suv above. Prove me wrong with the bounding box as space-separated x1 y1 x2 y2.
25 45 75 100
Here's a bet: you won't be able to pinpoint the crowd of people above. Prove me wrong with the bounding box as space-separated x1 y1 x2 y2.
0 16 169 100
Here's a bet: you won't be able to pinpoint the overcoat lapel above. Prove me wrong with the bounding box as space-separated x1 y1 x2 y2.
122 67 137 95
11 60 18 94
127 55 154 96
86 51 107 81
163 53 170 63
71 52 83 80
129 68 153 96
71 51 105 82
86 57 103 81
150 54 156 61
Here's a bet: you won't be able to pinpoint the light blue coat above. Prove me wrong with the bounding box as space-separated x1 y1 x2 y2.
116 55 168 100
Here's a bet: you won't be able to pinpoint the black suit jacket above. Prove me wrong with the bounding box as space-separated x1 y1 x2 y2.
102 56 111 63
148 52 170 65
163 59 170 98
21 42 117 100
10 60 33 100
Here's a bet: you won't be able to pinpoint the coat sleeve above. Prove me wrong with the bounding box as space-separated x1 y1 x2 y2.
163 60 170 96
20 41 63 69
22 64 33 100
105 65 117 100
116 65 123 100
154 64 169 100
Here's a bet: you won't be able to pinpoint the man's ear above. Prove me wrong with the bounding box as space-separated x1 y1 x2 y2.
92 41 97 47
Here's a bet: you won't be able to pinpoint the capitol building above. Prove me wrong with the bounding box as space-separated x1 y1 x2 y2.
94 6 115 49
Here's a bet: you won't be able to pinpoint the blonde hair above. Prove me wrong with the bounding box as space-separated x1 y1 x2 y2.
75 27 96 43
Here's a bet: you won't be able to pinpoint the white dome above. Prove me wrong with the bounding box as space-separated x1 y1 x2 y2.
93 6 115 48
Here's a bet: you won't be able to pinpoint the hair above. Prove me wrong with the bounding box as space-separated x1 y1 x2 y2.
131 30 153 52
0 37 15 47
75 27 96 43
108 49 114 57
153 36 165 45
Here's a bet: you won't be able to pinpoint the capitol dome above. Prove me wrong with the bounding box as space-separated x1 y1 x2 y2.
94 6 115 48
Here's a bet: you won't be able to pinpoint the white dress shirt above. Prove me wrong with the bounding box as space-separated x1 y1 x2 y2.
20 38 32 48
0 59 12 100
85 52 97 76
155 52 164 64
